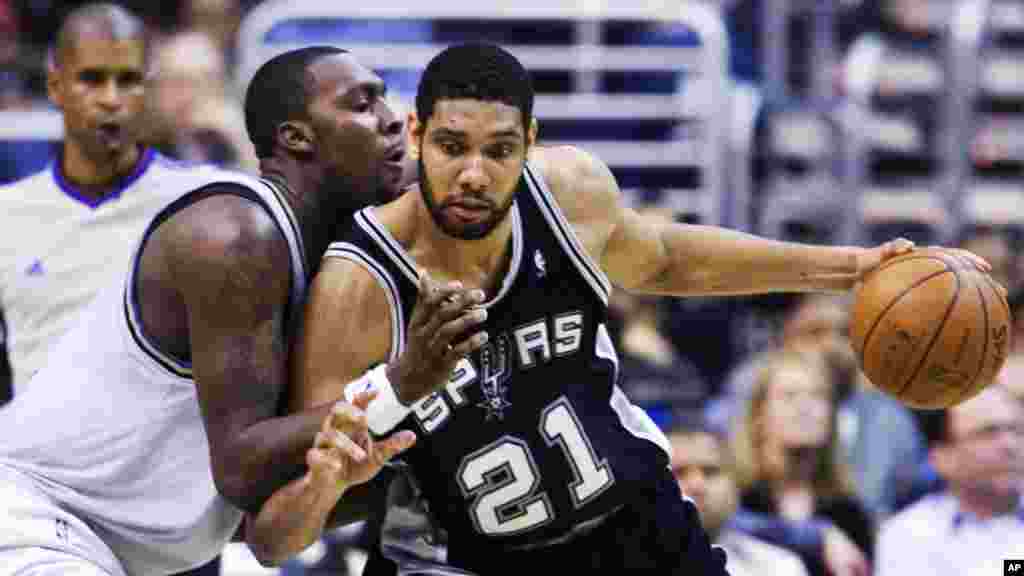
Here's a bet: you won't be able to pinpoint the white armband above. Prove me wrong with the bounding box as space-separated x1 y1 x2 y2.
342 364 411 436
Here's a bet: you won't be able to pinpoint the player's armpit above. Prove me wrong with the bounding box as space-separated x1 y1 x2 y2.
165 192 330 513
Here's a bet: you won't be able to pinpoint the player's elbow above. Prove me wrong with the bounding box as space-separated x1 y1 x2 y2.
212 465 266 515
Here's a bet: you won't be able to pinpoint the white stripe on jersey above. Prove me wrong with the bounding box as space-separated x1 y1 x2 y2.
354 210 419 284
522 162 612 304
323 242 407 361
354 206 525 310
602 323 672 459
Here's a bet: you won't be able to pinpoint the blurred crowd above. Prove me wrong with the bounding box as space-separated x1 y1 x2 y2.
1 1 1022 575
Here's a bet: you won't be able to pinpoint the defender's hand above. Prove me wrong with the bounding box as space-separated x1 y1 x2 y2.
387 273 489 405
309 390 416 493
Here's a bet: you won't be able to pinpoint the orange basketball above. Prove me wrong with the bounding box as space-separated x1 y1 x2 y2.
850 248 1012 409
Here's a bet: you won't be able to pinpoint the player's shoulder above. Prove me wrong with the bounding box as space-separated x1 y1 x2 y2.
172 192 282 251
528 144 621 224
529 145 610 190
154 182 290 293
315 243 395 320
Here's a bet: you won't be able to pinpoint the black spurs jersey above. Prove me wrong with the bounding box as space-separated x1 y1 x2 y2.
326 162 672 555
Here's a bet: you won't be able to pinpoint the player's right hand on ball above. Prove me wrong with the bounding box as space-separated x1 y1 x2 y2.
387 272 489 405
308 390 416 493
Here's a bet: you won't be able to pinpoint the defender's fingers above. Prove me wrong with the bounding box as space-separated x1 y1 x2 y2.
328 429 367 463
328 400 368 435
352 389 379 411
307 447 342 474
374 430 417 463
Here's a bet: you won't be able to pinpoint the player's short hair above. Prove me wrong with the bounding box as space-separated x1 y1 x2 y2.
52 3 146 68
415 42 534 133
244 46 348 159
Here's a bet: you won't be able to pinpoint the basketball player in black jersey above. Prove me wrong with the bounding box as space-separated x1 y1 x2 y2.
262 43 991 574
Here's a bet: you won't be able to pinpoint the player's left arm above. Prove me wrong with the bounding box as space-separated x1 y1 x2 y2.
542 146 915 296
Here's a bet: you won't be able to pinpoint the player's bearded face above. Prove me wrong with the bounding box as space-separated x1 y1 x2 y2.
417 100 528 241
419 153 516 240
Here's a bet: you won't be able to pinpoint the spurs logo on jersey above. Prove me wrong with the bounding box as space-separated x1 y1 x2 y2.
411 313 584 430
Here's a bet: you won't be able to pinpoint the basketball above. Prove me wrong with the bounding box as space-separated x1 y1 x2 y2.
850 248 1012 409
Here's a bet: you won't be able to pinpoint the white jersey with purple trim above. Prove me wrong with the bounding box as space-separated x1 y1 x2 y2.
0 150 223 393
0 168 308 575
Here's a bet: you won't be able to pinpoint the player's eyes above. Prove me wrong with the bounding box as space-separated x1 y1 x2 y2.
78 71 104 84
119 72 143 87
438 140 464 156
486 143 516 159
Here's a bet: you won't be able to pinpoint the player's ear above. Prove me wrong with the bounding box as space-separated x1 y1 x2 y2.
407 111 422 159
526 117 538 149
277 121 314 155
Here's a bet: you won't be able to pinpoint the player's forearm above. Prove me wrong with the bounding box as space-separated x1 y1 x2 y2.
219 405 333 514
246 472 347 567
651 224 863 296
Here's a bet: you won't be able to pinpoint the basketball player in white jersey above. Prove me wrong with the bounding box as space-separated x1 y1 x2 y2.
0 4 212 395
0 45 485 575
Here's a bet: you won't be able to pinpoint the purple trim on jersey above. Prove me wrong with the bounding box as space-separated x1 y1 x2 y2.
52 146 155 209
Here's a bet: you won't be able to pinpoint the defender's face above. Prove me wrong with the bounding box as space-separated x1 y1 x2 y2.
48 36 146 161
306 53 405 202
413 99 534 240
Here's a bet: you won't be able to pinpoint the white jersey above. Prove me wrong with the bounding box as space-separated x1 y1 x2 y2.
0 149 225 393
0 169 308 575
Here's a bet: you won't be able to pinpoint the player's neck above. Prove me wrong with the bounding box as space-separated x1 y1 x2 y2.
60 141 140 200
415 194 515 296
259 159 346 268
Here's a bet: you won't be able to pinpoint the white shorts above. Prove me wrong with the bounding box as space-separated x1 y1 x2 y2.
0 466 126 576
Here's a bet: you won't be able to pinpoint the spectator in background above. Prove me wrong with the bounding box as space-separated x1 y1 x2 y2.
710 291 925 522
875 384 1024 576
146 31 257 172
181 0 242 70
957 224 1018 298
785 294 925 520
0 5 227 572
668 413 810 576
732 346 874 576
1001 289 1024 406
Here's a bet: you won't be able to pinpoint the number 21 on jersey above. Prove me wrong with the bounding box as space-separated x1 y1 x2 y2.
456 396 614 536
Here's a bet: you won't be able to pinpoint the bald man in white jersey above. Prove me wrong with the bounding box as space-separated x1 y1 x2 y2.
0 42 485 576
0 4 216 396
